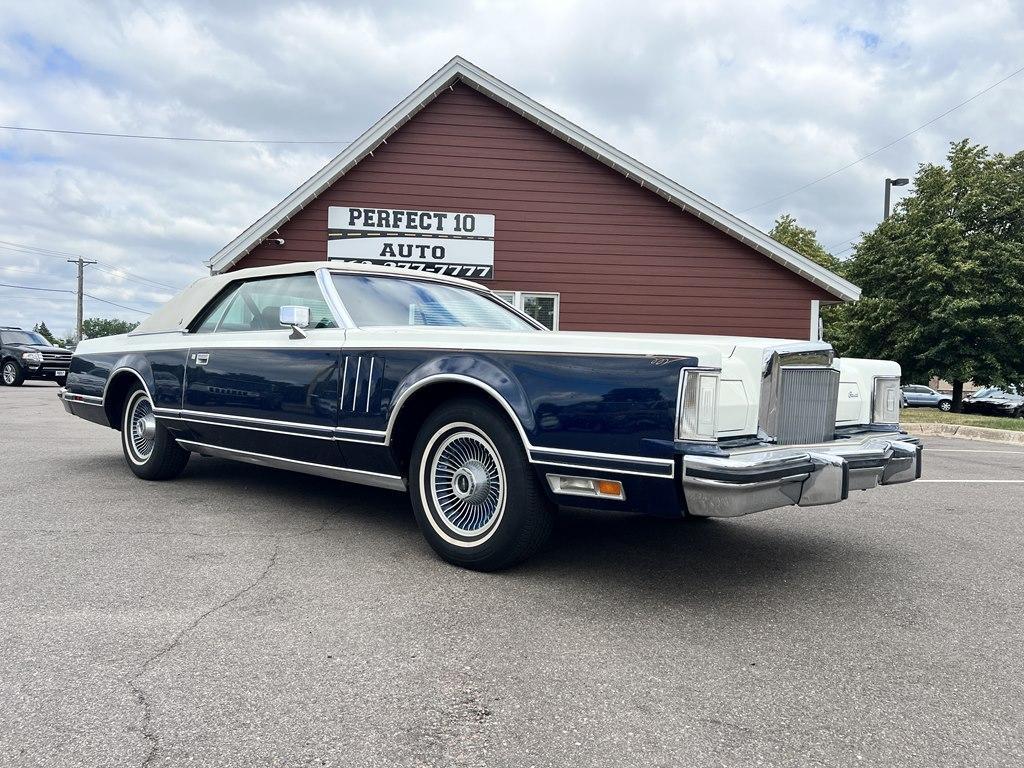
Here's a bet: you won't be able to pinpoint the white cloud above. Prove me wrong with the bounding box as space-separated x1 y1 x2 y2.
0 0 1021 334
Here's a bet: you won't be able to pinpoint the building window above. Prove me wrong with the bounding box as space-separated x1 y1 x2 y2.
493 291 559 330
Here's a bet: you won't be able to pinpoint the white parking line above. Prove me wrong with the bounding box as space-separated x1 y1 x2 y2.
928 449 1024 454
917 479 1024 483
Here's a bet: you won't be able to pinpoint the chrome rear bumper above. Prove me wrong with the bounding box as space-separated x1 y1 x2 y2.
681 434 922 518
57 387 74 414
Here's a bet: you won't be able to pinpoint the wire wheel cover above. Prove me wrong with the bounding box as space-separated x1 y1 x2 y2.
430 430 505 536
128 394 156 461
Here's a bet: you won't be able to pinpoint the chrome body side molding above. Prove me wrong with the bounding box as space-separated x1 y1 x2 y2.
175 440 406 491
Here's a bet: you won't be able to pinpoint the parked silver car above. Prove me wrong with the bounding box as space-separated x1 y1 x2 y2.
900 385 952 412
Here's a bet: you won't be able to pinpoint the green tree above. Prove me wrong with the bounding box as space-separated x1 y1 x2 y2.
81 317 139 339
833 140 1024 410
769 213 843 273
32 321 58 345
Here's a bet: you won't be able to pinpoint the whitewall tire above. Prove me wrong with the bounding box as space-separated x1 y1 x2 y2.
120 385 190 480
410 398 554 570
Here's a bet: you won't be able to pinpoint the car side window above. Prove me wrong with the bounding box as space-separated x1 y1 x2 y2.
193 275 338 334
193 285 242 333
216 288 257 332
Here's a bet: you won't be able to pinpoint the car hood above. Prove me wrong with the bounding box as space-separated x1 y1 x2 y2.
343 326 831 365
6 343 71 354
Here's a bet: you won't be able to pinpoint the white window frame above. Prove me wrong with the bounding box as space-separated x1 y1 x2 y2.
810 299 821 341
493 290 559 330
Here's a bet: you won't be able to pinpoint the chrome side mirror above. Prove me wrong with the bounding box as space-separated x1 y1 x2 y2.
280 305 310 339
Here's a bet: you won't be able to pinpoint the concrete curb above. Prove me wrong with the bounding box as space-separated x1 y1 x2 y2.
903 422 1024 445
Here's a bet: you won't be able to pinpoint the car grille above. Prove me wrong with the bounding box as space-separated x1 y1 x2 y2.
759 348 840 446
40 352 72 369
774 367 840 445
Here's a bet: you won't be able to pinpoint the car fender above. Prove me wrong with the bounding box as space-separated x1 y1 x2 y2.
386 354 535 443
101 355 159 426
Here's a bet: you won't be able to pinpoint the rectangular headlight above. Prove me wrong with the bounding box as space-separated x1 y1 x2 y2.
872 376 902 424
677 369 720 441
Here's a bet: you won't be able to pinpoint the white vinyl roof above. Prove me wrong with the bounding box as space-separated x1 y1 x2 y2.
132 261 489 336
206 56 860 302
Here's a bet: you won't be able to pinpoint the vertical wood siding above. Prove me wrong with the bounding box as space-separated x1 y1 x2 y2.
232 83 834 338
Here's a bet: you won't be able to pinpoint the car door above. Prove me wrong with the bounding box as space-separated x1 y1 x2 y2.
903 386 924 406
180 273 346 467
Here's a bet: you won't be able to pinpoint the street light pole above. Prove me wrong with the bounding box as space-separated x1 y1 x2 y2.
884 177 910 221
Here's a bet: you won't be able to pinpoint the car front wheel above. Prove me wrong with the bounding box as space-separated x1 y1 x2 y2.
2 360 25 386
409 398 554 571
121 384 190 480
938 400 952 412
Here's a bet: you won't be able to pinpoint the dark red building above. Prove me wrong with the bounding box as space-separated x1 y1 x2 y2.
208 57 858 339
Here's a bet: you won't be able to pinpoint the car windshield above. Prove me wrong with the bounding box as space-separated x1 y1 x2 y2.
331 274 539 331
4 330 48 345
972 387 1002 398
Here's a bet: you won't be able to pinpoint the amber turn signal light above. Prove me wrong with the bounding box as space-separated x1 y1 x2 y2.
596 480 624 497
546 475 625 500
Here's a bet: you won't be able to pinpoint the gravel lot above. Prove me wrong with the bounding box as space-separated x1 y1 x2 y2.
2 382 1023 767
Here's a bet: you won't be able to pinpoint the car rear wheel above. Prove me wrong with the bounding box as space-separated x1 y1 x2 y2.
2 360 24 386
938 400 952 412
409 398 554 571
121 385 190 480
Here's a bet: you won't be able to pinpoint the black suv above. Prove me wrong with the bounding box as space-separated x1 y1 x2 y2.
1 326 73 387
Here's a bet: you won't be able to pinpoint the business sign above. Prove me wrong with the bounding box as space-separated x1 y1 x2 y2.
327 206 495 279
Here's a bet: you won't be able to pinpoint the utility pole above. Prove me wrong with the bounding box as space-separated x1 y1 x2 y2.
67 257 97 343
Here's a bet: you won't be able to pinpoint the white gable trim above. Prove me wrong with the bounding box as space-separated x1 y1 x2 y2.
207 57 860 302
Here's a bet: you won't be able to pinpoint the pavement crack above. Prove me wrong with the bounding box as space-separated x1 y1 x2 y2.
289 512 333 537
126 545 280 766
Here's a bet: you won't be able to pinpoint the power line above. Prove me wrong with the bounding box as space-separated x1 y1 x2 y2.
740 64 1024 213
0 124 351 145
1 251 176 294
826 234 863 251
83 293 149 314
0 244 179 293
0 264 53 278
92 264 178 293
0 239 184 291
0 238 90 259
0 281 72 294
0 280 150 314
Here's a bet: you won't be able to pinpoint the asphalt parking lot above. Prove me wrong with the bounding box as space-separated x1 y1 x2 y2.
2 382 1023 767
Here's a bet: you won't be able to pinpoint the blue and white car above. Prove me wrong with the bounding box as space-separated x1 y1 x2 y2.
58 261 922 569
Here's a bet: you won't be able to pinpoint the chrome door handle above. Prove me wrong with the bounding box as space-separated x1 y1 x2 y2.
194 353 210 366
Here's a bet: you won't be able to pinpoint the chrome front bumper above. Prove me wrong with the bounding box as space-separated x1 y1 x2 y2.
681 434 922 518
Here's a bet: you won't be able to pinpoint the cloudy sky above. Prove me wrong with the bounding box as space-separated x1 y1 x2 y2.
1 0 1021 337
